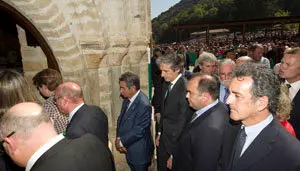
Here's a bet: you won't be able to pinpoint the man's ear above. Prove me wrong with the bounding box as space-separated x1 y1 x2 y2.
129 85 137 92
256 96 269 112
3 137 17 156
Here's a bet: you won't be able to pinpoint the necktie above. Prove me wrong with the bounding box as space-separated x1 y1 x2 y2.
223 87 230 113
190 112 197 122
164 82 172 99
232 127 247 166
119 99 130 123
123 99 130 113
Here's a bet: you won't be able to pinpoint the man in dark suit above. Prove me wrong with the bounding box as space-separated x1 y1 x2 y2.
172 73 228 171
220 63 300 171
55 82 108 146
156 53 193 171
115 72 154 171
0 102 114 171
279 47 300 139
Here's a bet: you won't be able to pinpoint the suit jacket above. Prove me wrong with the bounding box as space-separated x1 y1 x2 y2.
220 118 300 171
173 102 228 171
151 55 163 114
30 134 114 171
159 76 193 154
117 91 154 165
289 90 300 139
0 153 24 171
66 104 108 147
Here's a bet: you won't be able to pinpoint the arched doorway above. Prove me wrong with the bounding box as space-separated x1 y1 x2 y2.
0 1 59 71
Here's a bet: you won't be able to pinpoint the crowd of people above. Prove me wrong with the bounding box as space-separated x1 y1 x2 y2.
151 43 300 171
0 32 299 171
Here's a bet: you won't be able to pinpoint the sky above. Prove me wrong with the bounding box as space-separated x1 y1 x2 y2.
151 0 181 19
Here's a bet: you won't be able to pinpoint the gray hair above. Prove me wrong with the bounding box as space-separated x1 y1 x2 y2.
232 63 280 114
119 72 140 90
156 52 184 72
219 58 235 68
0 104 51 140
196 52 217 66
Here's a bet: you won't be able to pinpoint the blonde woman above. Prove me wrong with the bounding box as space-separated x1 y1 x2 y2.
276 84 296 137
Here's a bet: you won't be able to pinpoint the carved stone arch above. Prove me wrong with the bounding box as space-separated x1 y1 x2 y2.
2 0 86 81
0 1 59 70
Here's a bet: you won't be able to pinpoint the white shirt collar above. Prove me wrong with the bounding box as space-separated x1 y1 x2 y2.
69 102 84 122
285 80 300 100
240 114 273 156
191 99 219 122
26 134 65 171
170 73 182 89
127 90 140 109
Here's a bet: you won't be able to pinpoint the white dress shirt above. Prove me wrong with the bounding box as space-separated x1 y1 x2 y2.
26 134 65 171
240 114 273 156
285 80 300 100
68 102 84 122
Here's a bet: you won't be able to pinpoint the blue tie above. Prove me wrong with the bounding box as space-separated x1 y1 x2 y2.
232 127 247 166
119 99 130 123
223 87 230 112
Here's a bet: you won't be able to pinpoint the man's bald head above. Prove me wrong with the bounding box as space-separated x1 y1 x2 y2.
55 82 83 104
0 102 51 139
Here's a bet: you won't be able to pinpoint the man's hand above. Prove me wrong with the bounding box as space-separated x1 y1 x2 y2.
167 156 173 169
155 113 161 123
155 135 160 147
115 137 127 153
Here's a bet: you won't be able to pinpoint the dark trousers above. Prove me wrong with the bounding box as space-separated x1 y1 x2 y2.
157 139 171 171
128 163 149 171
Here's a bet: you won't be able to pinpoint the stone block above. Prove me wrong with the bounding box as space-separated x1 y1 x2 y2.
22 60 47 72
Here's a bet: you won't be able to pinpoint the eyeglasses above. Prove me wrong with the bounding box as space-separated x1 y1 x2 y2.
0 131 15 154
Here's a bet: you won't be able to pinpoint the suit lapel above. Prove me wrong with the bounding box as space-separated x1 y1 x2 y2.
30 138 71 171
119 93 140 127
117 99 129 128
66 104 87 133
164 77 184 106
233 120 277 171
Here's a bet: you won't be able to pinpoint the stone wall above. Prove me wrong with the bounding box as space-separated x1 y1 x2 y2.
4 0 152 170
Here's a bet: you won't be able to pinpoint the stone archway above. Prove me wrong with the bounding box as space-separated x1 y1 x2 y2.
1 0 86 80
0 1 58 70
1 0 152 170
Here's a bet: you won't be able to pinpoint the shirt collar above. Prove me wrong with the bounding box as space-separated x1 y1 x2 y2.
170 73 182 87
243 114 273 137
285 80 300 90
26 134 65 171
191 99 219 122
129 90 140 104
69 102 84 122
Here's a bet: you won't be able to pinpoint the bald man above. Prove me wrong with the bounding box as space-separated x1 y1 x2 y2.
55 82 108 146
0 102 114 171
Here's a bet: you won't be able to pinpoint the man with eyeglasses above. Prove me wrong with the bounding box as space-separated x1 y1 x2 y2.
54 82 108 147
0 102 114 171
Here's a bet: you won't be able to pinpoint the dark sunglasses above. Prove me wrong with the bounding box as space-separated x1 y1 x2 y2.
0 131 15 154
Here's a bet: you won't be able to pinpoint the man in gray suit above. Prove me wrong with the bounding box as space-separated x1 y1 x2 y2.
0 102 114 171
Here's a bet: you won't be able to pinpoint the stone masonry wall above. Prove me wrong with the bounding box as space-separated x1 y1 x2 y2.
4 0 152 170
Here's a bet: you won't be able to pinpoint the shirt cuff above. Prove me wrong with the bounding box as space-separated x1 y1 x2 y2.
119 140 124 147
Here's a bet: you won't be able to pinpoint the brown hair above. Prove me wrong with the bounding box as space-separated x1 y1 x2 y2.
32 69 62 91
0 70 37 117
